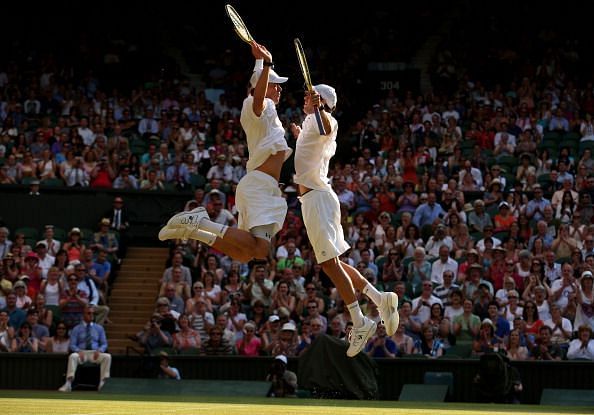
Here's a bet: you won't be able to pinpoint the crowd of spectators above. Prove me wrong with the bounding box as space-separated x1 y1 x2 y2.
2 4 594 366
0 197 127 354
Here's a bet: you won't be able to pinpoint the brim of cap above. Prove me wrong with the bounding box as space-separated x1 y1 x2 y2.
250 69 288 88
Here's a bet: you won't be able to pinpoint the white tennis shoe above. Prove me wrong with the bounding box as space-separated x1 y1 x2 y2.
158 226 193 241
166 207 209 228
346 317 377 357
378 292 399 336
58 381 72 392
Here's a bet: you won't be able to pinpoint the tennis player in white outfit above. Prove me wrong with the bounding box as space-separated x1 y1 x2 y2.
290 84 399 357
159 42 291 263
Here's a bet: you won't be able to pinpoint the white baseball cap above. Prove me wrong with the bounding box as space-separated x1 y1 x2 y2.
249 59 288 88
281 322 296 332
275 354 288 365
313 84 337 110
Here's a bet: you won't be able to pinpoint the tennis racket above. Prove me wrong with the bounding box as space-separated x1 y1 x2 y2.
294 38 326 135
225 4 254 43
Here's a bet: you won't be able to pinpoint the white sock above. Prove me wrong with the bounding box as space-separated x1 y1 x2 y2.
363 282 383 306
190 229 217 246
199 219 229 238
347 301 365 327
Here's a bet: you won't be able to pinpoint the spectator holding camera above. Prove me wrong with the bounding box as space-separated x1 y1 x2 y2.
90 156 115 189
64 156 89 187
136 313 173 355
411 281 442 325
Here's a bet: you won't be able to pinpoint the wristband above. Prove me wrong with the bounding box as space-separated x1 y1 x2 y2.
263 61 274 67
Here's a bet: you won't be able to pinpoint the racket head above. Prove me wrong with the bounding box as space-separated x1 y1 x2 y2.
294 38 313 92
225 4 254 43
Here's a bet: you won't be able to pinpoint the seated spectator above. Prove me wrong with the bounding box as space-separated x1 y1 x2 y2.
544 303 573 349
154 297 179 334
530 325 562 361
270 281 297 317
505 328 530 361
269 322 298 357
112 165 138 189
0 310 14 352
11 321 38 352
136 313 174 355
261 314 282 354
327 316 346 339
46 321 70 353
236 321 262 356
201 326 233 356
59 306 111 392
202 271 222 310
162 252 192 286
3 291 26 330
189 298 214 344
502 290 524 324
38 225 61 257
26 308 49 351
297 317 324 356
89 248 111 301
413 325 444 358
226 299 248 342
63 228 86 263
566 325 594 360
430 245 457 284
90 218 119 264
453 299 480 343
173 314 201 353
158 351 181 379
365 322 397 358
574 270 594 330
392 321 414 356
159 283 186 315
472 318 502 357
59 273 88 330
13 280 32 310
215 313 236 346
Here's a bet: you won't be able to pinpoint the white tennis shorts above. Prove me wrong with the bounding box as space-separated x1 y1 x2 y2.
235 170 287 237
300 189 350 263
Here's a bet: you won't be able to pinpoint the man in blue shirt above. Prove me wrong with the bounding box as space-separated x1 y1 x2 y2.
59 306 111 392
365 323 398 358
413 192 446 228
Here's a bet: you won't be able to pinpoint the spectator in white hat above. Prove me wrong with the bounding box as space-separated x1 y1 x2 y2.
160 42 293 265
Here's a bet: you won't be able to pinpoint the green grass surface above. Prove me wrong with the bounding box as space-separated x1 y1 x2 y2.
0 391 591 415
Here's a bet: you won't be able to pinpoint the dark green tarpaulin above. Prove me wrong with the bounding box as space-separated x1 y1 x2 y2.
298 334 379 400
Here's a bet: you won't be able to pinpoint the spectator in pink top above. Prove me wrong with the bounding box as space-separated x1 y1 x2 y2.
236 321 262 356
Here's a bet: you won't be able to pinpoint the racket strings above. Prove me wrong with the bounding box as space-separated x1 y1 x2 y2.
226 5 253 43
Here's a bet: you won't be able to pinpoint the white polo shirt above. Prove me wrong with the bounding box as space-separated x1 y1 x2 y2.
240 96 291 172
294 113 338 191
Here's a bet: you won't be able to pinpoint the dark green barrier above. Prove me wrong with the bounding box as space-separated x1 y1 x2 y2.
0 186 192 245
1 353 592 404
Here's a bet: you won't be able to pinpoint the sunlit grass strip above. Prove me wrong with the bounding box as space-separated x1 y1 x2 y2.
0 392 591 415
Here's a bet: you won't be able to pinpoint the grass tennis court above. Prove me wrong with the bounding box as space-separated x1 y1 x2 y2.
0 391 591 415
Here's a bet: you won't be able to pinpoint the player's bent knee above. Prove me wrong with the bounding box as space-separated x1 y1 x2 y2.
251 241 270 260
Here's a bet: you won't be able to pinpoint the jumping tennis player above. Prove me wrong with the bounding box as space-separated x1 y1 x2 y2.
159 41 291 262
290 85 399 357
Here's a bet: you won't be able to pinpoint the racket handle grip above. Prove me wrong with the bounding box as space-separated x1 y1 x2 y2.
314 107 326 135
